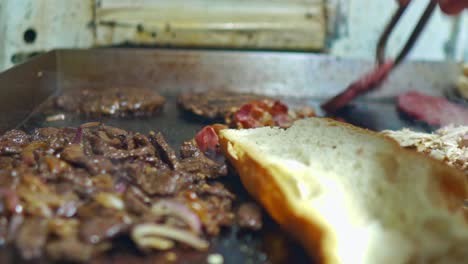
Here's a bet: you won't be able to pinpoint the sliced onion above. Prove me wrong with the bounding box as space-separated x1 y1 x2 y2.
7 214 23 241
72 127 83 144
94 192 125 210
72 122 101 144
151 199 202 234
48 218 79 238
114 180 127 194
133 236 175 250
80 122 101 128
132 224 209 251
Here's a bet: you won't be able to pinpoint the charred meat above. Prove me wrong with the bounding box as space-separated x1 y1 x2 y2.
54 88 166 117
177 90 271 120
0 124 235 262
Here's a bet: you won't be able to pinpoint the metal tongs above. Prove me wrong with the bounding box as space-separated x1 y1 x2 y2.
321 1 438 113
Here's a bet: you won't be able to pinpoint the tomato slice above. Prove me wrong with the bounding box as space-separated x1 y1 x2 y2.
194 124 228 154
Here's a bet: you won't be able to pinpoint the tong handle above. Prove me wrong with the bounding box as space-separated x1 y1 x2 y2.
376 1 438 66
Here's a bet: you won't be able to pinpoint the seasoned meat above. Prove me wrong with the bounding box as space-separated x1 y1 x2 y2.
178 140 227 180
177 90 271 120
102 125 128 138
178 183 235 236
0 124 240 262
61 144 87 164
62 144 114 175
1 130 30 145
55 88 166 117
197 182 235 199
131 165 194 196
84 156 114 176
91 135 155 160
80 216 129 244
124 187 151 215
180 141 200 159
0 130 30 155
178 157 227 180
197 195 234 236
397 91 468 126
15 218 49 260
32 127 76 151
237 203 263 231
150 131 179 169
60 168 95 197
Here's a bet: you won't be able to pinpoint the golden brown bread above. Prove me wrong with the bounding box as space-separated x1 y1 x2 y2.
219 118 468 264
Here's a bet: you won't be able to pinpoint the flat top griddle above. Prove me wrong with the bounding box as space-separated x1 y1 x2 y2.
0 48 460 264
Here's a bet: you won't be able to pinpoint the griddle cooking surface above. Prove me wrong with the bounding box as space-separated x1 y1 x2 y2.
6 95 430 264
2 95 312 264
0 48 460 263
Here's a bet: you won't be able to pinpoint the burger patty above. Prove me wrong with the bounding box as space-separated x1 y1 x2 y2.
177 90 271 120
55 88 166 117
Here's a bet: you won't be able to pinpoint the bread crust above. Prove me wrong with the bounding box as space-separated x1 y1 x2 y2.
219 137 328 263
219 118 468 263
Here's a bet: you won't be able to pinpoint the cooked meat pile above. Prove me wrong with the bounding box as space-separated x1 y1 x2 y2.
55 88 166 117
177 90 271 120
383 125 468 174
0 123 261 262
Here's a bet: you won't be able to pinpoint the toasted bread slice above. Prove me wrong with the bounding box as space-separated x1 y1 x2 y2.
219 118 468 264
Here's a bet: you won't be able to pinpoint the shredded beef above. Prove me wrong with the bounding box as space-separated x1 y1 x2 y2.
178 141 227 180
150 131 179 169
80 216 130 244
124 187 151 215
132 165 194 196
0 124 238 262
